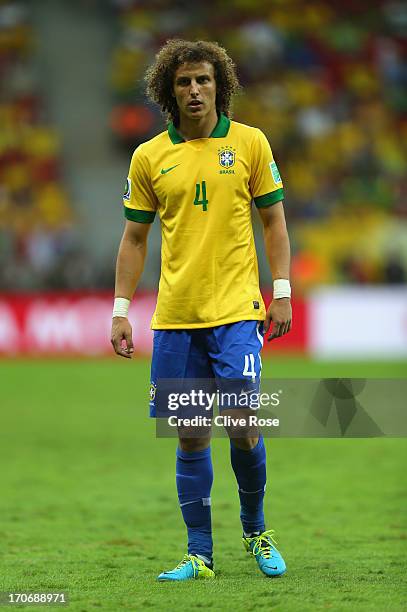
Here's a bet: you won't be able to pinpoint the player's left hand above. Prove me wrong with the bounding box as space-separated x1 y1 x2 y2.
264 298 292 341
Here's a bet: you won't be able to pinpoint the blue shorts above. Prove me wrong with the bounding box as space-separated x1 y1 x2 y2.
149 320 264 417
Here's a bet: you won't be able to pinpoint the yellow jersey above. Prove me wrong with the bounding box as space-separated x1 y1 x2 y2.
123 113 284 329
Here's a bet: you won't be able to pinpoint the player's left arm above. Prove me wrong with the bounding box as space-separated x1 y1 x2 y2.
249 128 292 340
258 202 292 340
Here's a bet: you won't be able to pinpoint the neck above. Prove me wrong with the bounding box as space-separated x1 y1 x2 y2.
177 109 219 141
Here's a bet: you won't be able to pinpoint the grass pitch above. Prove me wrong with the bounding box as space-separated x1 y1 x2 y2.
0 358 406 611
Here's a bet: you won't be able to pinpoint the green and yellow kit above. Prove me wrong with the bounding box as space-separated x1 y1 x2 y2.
123 114 284 329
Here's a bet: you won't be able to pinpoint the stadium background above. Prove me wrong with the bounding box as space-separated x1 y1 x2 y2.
0 0 406 610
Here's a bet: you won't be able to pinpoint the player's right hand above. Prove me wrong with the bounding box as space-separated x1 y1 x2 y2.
111 317 134 358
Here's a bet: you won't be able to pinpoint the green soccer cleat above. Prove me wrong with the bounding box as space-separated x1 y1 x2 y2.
243 529 286 577
157 554 215 582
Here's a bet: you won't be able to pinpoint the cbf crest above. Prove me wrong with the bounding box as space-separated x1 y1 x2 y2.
218 146 236 174
149 382 157 403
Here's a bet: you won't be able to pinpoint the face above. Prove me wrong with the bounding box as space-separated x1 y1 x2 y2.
173 61 217 121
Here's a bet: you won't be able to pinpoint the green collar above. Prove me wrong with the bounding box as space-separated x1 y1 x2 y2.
168 113 230 144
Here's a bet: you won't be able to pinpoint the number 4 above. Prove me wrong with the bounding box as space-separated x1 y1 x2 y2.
194 181 208 211
243 353 256 379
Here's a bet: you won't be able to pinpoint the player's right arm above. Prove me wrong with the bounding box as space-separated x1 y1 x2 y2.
111 220 151 359
111 145 158 359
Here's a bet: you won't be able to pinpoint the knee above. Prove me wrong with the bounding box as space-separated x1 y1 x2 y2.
178 436 211 452
230 436 259 451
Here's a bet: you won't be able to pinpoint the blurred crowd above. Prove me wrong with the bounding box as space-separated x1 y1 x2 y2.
110 0 407 292
0 0 81 290
1 0 406 291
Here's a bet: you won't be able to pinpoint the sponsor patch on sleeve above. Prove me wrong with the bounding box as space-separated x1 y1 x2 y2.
123 177 131 201
269 161 282 184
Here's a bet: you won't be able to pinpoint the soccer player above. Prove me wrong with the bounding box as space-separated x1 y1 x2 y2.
111 39 292 581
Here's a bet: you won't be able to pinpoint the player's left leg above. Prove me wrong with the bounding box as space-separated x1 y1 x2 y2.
207 320 286 577
227 422 285 577
228 426 266 537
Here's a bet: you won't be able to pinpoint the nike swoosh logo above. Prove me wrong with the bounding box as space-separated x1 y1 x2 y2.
161 164 180 175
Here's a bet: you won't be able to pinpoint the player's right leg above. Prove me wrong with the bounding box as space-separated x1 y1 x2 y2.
157 433 215 581
149 329 215 581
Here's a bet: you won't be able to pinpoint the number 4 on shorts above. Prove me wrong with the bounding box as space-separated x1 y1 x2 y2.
243 353 256 379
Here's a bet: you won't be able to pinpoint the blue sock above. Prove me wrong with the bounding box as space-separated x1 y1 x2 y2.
176 446 213 562
230 435 266 535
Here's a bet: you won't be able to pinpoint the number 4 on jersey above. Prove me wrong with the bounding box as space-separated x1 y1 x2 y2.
194 180 208 212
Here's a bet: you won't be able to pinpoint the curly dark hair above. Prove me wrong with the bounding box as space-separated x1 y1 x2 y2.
145 39 241 125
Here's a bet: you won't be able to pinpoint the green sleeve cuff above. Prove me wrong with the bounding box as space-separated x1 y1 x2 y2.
124 207 156 223
254 188 284 208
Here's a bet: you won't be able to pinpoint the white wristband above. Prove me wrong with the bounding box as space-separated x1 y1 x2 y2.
112 297 130 318
273 279 291 299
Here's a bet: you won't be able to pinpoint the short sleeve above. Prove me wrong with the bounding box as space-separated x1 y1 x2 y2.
122 145 158 223
249 129 284 208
